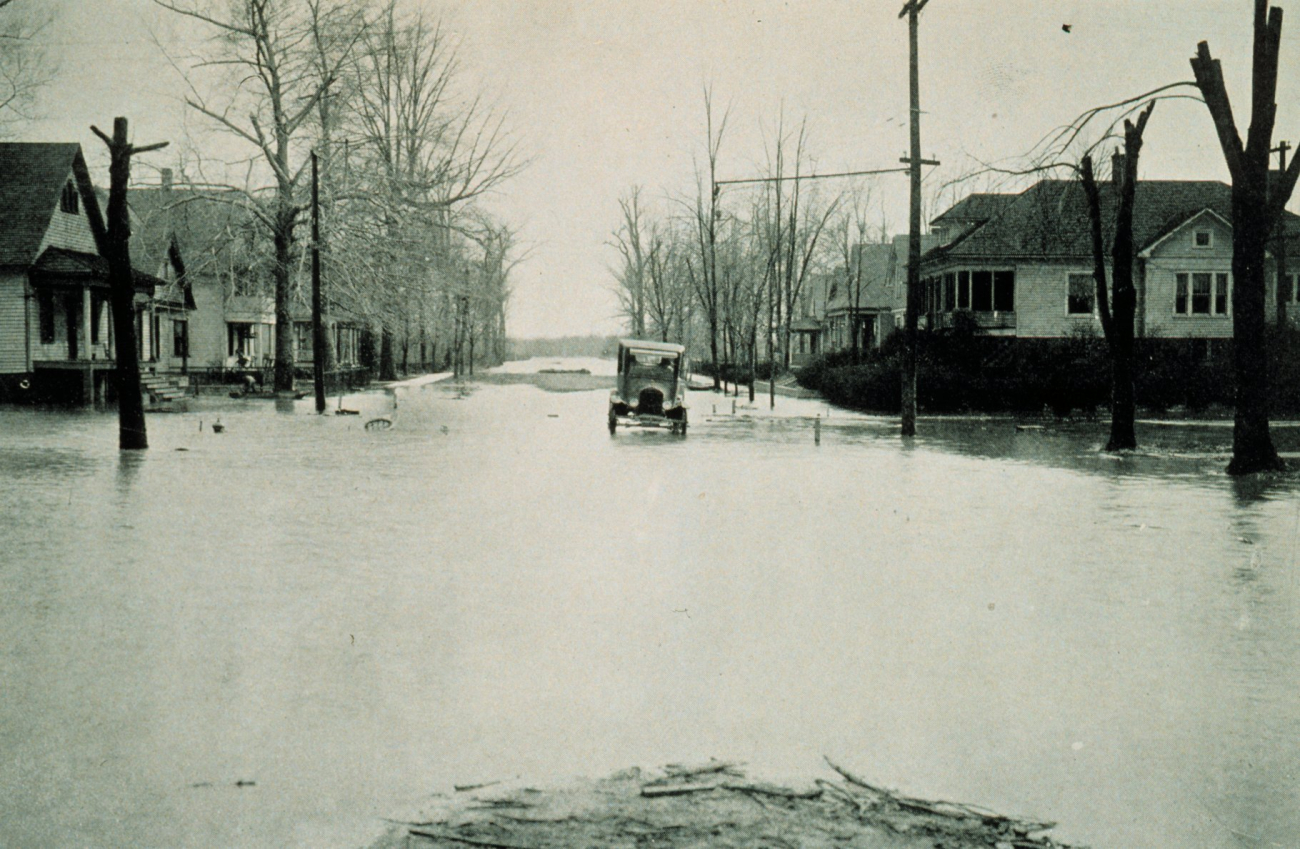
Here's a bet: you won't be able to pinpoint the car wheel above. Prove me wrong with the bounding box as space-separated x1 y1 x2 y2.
608 412 617 434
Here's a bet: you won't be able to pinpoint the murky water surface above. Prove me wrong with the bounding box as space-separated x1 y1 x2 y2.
3 362 1300 848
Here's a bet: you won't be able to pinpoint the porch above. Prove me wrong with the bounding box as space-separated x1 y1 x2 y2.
789 317 824 368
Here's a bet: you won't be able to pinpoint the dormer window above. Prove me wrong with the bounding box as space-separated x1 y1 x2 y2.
59 181 78 215
1193 230 1212 249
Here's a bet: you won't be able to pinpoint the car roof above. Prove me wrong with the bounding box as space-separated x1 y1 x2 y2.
619 338 685 355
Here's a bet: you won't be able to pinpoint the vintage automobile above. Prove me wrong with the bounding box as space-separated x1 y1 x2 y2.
608 339 689 434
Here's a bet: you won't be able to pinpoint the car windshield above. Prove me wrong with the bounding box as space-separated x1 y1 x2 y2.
627 351 677 380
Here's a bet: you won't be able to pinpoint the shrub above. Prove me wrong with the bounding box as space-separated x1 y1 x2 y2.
820 360 902 412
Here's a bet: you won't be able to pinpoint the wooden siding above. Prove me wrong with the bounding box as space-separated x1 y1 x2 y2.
188 279 229 369
36 184 99 257
0 273 28 373
1013 261 1105 339
1142 214 1235 339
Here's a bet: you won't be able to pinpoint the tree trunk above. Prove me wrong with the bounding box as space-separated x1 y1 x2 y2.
1229 195 1283 473
272 206 295 393
1190 6 1300 473
379 326 397 381
359 326 378 371
709 318 720 391
748 325 756 403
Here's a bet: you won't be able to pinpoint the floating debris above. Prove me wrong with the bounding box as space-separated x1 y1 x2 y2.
373 758 1071 849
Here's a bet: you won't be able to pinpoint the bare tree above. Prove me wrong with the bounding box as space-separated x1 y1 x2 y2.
644 221 689 343
0 0 55 136
337 0 524 377
761 114 840 370
1080 102 1156 452
832 186 876 363
153 0 362 392
1191 0 1300 474
688 85 729 390
609 186 649 336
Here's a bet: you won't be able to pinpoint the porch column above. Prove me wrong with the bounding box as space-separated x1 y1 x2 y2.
81 288 93 361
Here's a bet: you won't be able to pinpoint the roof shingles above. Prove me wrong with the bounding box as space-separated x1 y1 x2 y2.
923 180 1270 263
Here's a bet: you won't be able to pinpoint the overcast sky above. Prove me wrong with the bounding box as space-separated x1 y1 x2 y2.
28 1 1300 338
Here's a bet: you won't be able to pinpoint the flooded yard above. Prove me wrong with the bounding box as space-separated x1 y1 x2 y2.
2 369 1300 848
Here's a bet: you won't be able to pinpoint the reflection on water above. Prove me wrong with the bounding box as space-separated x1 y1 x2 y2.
2 384 1300 848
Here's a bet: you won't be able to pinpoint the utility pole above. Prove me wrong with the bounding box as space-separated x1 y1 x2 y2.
1274 140 1291 327
91 116 168 451
900 0 935 437
311 151 326 413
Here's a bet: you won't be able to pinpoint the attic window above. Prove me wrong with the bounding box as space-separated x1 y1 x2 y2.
1194 230 1212 249
59 181 78 214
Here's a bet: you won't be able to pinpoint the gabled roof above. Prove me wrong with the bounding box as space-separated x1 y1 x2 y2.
826 243 897 312
1137 207 1232 257
127 185 256 281
922 179 1274 263
0 143 106 267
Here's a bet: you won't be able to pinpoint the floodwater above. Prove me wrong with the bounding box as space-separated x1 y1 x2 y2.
2 362 1300 848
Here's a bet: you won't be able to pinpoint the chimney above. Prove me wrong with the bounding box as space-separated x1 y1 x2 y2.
161 168 173 192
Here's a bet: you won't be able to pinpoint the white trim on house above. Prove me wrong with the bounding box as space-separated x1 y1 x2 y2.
1138 208 1232 258
1172 271 1231 317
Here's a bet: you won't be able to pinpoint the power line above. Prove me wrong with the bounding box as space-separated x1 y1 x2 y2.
715 166 912 187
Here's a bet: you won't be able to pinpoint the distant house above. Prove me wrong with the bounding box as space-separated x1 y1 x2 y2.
128 176 276 374
289 297 363 370
822 241 906 355
130 174 367 382
0 143 174 404
918 173 1300 341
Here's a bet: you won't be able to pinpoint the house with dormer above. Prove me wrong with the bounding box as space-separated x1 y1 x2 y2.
917 174 1300 342
0 143 180 404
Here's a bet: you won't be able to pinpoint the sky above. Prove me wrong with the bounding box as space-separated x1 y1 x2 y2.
25 0 1300 338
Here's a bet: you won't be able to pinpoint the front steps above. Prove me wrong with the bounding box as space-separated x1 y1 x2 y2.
140 373 189 411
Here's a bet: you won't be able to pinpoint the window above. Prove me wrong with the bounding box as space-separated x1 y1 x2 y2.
1068 273 1095 314
173 319 188 358
1193 230 1212 249
1283 274 1297 304
59 181 78 214
943 273 955 311
228 322 256 357
37 289 55 343
90 293 103 343
1175 272 1230 315
957 271 970 309
971 270 993 311
993 270 1015 312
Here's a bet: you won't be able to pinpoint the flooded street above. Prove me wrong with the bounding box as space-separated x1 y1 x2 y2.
3 365 1300 848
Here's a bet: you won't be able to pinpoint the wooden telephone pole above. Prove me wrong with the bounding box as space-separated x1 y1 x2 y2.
900 0 936 437
91 117 168 450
